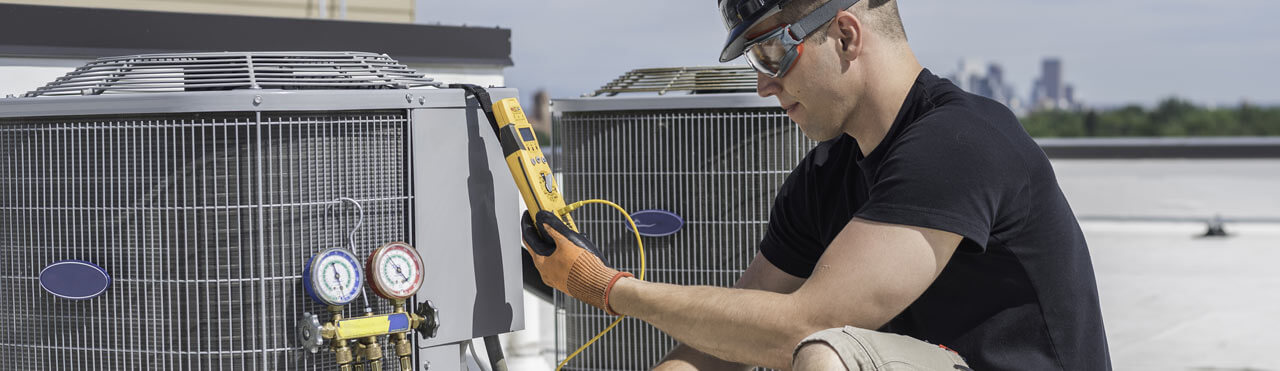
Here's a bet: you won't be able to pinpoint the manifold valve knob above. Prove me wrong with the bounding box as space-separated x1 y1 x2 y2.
414 300 440 339
298 312 326 353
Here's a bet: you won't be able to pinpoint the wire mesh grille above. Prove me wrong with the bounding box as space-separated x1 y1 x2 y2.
590 66 757 97
0 111 414 370
24 51 441 97
553 108 816 370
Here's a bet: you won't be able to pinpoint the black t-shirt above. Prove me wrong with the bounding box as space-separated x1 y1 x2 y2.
759 69 1111 370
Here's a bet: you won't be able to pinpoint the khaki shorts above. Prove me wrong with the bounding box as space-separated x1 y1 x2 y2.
794 326 971 371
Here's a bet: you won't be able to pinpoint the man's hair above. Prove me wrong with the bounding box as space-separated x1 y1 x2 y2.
779 0 907 43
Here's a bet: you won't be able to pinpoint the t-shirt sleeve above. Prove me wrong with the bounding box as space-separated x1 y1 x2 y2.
758 150 828 279
854 114 1024 251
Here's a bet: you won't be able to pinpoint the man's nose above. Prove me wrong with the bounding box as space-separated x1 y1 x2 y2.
757 72 780 98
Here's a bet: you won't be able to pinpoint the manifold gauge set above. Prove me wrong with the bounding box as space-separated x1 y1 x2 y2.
299 239 439 371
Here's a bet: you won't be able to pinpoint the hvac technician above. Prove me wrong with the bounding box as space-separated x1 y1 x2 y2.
521 0 1111 369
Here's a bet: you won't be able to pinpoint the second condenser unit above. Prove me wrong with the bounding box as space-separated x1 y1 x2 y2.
551 66 817 370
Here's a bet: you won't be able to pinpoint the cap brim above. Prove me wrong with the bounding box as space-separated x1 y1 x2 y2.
719 26 750 63
718 6 780 63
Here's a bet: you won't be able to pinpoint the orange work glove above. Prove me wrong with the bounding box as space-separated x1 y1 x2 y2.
521 210 632 315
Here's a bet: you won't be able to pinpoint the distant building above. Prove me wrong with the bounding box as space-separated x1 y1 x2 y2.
950 59 1023 114
529 90 552 134
1030 57 1079 111
1041 59 1063 104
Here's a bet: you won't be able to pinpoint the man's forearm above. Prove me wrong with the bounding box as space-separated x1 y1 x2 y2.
610 278 820 369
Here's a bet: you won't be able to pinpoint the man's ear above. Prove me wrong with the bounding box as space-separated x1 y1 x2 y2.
831 10 863 61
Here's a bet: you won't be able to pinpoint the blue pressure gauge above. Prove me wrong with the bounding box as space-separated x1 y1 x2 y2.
302 248 364 307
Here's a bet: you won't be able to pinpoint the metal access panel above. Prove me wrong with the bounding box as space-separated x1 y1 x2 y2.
0 85 524 370
552 93 817 370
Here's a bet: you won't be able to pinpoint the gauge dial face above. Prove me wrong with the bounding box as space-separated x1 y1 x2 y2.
366 242 424 300
305 248 363 306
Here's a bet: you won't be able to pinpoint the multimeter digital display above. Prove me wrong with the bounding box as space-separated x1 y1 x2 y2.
493 97 577 231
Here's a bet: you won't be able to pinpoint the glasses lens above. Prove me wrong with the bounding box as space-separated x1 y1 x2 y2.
746 37 787 75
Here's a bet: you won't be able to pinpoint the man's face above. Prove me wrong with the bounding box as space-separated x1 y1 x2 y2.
746 16 854 142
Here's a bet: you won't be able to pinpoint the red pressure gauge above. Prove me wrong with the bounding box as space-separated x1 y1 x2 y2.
365 242 425 300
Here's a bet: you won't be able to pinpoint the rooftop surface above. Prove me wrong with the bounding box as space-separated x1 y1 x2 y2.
1087 221 1280 370
1054 159 1280 370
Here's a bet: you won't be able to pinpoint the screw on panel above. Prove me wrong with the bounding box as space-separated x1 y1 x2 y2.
253 95 263 106
418 96 425 105
406 94 414 103
422 360 430 370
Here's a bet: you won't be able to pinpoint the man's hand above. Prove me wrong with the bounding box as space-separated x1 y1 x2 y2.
521 210 633 315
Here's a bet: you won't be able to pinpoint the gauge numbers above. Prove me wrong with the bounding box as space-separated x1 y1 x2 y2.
303 248 364 306
366 242 424 300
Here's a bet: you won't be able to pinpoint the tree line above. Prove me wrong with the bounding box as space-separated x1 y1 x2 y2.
1019 98 1280 137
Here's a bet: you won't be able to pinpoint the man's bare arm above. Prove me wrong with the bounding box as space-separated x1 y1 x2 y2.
653 252 805 370
610 218 962 369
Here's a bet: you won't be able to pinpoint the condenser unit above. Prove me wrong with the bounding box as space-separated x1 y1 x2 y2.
551 66 817 370
0 52 524 371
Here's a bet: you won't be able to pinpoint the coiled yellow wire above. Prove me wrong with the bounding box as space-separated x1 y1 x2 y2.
553 199 646 371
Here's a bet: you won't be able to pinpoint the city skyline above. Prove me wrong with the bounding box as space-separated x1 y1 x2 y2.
951 57 1082 114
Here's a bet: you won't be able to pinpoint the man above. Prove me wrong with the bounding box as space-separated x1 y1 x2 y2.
521 0 1111 369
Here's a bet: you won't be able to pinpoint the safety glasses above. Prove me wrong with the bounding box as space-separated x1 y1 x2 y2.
742 24 806 78
740 0 860 78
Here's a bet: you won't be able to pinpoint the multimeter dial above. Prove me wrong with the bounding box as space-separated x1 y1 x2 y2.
366 242 425 300
303 248 364 306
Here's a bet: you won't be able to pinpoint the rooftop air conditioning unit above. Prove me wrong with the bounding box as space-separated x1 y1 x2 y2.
551 66 817 370
0 52 524 371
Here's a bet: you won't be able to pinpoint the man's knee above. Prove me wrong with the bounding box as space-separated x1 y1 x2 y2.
791 326 970 371
793 341 854 371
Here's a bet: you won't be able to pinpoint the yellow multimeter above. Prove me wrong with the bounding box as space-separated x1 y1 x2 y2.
491 97 578 231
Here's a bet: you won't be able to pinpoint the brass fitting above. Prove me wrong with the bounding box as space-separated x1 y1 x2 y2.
332 339 355 369
361 336 383 362
394 333 413 357
394 332 413 371
361 332 385 371
329 310 356 371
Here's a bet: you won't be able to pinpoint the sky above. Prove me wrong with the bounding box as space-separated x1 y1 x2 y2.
418 0 1280 108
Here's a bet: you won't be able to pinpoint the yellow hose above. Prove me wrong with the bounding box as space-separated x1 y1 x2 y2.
553 199 646 371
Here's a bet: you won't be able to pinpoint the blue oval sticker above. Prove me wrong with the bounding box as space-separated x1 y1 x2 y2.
627 209 685 237
40 260 111 300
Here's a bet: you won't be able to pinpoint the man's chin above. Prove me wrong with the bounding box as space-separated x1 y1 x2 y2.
797 125 842 142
